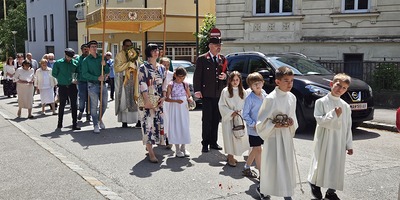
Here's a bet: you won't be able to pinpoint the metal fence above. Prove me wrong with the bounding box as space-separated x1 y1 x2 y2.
317 61 400 90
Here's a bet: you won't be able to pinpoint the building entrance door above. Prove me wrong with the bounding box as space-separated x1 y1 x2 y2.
343 53 363 79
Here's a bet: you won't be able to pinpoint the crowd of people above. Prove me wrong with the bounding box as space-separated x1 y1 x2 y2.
1 36 353 200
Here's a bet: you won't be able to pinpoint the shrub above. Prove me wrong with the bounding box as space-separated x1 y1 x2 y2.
373 63 400 91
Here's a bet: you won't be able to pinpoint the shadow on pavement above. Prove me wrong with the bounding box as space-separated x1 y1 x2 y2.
130 147 174 178
294 126 380 141
191 150 226 167
40 127 143 147
352 128 380 140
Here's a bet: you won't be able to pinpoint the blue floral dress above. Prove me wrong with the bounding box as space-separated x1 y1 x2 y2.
138 62 166 145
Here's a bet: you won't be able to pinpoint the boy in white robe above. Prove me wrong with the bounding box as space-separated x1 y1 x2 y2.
308 73 353 200
256 66 298 200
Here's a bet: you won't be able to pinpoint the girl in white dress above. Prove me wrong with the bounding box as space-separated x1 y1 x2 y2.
165 67 193 158
35 59 57 115
218 71 249 167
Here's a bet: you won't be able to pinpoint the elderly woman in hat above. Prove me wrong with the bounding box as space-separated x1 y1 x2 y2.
14 59 35 118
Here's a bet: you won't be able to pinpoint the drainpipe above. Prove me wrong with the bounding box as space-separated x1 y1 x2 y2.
65 0 68 48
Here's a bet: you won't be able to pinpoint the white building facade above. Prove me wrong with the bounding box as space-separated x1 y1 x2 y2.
216 0 400 62
25 0 81 61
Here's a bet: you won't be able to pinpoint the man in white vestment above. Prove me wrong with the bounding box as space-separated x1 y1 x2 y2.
308 73 353 200
114 39 139 128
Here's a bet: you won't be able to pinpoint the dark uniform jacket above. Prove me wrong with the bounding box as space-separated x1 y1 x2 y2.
193 52 227 98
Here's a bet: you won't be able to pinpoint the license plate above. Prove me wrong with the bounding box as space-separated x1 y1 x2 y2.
350 103 367 110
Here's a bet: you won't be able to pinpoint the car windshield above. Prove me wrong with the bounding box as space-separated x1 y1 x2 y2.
172 61 195 73
269 56 333 75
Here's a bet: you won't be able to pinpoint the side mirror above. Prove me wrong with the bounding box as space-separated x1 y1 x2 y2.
258 69 274 84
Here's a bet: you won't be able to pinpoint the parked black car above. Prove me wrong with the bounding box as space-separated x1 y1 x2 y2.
226 52 374 131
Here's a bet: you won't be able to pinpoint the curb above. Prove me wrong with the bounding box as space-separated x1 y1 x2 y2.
360 121 399 133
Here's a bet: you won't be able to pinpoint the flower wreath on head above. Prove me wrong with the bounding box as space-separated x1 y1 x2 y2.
126 46 140 63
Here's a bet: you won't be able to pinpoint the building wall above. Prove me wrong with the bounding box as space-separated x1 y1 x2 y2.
26 0 81 61
76 0 215 62
217 0 400 61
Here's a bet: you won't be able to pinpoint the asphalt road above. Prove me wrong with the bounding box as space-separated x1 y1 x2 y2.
0 92 399 200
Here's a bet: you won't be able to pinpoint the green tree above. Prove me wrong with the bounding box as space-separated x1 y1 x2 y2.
0 0 27 60
196 13 216 55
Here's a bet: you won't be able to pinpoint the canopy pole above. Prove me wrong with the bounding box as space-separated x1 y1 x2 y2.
163 0 167 54
99 0 107 122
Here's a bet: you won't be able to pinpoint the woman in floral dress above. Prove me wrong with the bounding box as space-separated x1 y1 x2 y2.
138 43 166 163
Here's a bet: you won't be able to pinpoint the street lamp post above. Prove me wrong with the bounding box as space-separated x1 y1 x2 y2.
11 30 17 56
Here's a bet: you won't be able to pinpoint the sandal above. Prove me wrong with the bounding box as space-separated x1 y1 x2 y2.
227 159 237 167
242 168 258 178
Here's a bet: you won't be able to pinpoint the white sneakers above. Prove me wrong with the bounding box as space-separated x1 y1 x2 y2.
94 125 100 133
99 121 106 129
176 150 185 158
176 146 190 158
182 149 190 157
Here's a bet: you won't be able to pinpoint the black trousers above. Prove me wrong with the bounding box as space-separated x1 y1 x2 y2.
109 78 115 99
201 97 221 146
58 85 78 126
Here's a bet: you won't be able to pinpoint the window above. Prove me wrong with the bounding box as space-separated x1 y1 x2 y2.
32 17 36 42
43 15 48 41
96 0 109 5
45 46 54 54
254 0 293 15
342 0 369 12
68 11 78 41
249 57 271 73
228 57 246 73
28 18 32 42
50 14 54 41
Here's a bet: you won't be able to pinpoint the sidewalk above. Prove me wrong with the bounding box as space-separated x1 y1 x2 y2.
360 107 399 132
0 112 106 200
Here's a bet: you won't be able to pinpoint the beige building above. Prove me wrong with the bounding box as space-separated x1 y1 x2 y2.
75 0 215 62
216 0 400 62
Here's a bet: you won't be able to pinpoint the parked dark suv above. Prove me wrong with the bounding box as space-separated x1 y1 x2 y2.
226 52 374 131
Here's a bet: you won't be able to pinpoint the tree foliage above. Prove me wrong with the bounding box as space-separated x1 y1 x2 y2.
373 63 400 91
0 0 27 60
196 13 216 55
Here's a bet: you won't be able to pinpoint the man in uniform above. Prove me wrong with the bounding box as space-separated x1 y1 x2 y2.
77 43 91 121
193 36 227 152
52 48 80 130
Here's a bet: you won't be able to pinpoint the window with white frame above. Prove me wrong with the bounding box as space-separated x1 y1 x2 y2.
254 0 293 15
342 0 369 12
96 0 109 6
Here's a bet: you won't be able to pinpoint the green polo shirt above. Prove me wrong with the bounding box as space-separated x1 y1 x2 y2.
81 53 110 84
52 58 79 86
76 54 88 82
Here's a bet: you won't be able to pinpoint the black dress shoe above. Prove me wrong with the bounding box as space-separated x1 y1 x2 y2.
201 146 209 152
57 123 62 129
122 122 128 128
210 144 223 150
72 126 81 130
